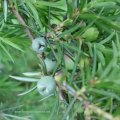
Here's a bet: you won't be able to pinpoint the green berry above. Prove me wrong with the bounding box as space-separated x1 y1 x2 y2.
64 55 75 70
82 27 99 41
44 58 56 73
32 37 46 53
37 76 56 96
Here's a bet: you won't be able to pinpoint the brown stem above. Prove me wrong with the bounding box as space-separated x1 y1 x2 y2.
62 82 120 120
7 0 34 41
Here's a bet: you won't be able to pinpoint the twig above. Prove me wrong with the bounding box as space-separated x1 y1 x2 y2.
7 0 34 41
62 82 120 120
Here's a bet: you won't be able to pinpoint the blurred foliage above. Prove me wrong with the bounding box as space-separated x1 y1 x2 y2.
0 0 120 120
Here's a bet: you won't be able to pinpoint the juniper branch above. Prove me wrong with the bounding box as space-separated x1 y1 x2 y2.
7 0 34 41
62 82 120 120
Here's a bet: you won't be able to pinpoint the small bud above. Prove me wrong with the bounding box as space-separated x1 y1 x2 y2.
55 70 64 83
63 19 73 27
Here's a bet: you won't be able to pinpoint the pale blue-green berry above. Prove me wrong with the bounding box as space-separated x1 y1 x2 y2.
32 37 46 53
37 76 56 96
64 55 75 70
44 58 56 73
